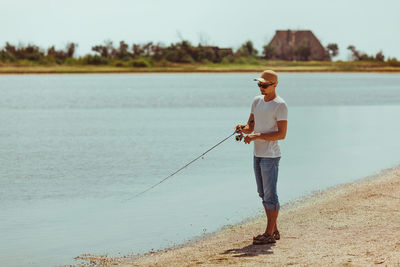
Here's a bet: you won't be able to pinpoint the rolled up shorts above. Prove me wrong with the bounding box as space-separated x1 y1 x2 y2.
253 156 280 210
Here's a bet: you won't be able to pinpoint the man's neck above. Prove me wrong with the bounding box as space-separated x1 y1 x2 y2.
263 92 277 102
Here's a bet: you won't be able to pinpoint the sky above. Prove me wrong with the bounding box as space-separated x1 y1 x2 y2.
1 0 399 60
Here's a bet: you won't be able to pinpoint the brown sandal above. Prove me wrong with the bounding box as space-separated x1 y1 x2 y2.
253 233 266 241
252 233 276 245
273 230 280 240
253 230 280 241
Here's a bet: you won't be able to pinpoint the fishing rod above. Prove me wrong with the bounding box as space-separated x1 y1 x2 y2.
124 128 245 201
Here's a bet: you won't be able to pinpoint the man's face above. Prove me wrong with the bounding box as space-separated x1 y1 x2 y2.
258 82 275 95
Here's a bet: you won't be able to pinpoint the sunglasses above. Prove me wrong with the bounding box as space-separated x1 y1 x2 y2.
257 82 274 89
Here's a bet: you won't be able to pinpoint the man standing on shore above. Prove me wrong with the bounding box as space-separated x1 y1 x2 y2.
235 70 288 245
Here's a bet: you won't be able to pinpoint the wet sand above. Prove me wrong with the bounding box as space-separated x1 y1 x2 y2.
75 166 400 266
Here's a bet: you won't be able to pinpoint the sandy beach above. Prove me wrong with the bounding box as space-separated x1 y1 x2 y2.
75 166 400 266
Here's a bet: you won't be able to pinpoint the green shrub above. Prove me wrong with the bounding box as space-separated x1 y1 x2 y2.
0 51 14 62
111 60 124 67
262 45 276 59
387 57 400 67
131 59 150 68
200 59 212 65
64 58 80 65
232 57 249 64
82 55 109 65
153 59 171 67
37 57 56 65
219 58 229 65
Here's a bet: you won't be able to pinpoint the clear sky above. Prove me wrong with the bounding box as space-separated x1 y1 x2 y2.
1 0 399 60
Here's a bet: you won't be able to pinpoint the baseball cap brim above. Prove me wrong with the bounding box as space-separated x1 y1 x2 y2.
254 78 269 83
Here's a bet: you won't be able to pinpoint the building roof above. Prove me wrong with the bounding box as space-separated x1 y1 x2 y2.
268 30 329 61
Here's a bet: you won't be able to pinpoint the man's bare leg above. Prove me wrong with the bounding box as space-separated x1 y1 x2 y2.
264 206 279 235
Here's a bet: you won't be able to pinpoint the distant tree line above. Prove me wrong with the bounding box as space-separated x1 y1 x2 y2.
88 40 236 65
0 42 77 64
347 45 385 61
0 40 399 67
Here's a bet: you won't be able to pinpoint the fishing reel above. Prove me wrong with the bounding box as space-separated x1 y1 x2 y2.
235 125 246 142
235 132 244 142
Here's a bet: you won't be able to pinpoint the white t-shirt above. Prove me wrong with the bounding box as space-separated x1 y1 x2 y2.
251 95 288 158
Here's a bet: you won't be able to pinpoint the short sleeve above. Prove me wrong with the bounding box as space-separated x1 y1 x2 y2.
276 103 288 121
251 97 258 114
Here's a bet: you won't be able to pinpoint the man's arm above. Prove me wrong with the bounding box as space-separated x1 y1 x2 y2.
244 120 287 143
235 113 255 134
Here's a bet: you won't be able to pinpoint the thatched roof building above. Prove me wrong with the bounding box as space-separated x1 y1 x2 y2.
268 30 330 61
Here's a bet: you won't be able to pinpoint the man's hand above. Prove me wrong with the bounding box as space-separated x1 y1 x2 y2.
234 124 245 133
235 114 255 134
244 133 259 144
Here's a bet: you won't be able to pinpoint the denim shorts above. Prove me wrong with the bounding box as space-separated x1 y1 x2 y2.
253 156 280 210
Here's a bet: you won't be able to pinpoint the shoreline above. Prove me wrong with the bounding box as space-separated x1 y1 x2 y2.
1 70 400 76
74 165 400 266
1 64 400 75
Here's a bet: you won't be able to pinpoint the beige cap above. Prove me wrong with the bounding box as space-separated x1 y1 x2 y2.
254 70 278 84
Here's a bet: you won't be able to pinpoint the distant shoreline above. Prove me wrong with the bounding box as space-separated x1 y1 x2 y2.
1 62 400 74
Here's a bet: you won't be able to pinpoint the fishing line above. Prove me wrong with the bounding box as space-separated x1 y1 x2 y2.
124 129 241 201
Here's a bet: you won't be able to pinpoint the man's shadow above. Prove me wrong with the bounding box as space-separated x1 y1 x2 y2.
221 243 275 258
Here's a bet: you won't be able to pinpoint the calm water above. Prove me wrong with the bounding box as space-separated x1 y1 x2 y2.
1 73 400 266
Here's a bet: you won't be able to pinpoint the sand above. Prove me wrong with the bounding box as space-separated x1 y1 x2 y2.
75 166 400 266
